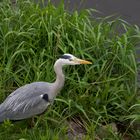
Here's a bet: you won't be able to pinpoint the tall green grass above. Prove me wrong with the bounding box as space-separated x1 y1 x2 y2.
0 0 140 139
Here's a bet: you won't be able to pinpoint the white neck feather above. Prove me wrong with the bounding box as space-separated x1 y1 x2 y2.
52 59 65 97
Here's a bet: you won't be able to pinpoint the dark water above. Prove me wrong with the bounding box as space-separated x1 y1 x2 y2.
36 0 140 26
10 0 140 25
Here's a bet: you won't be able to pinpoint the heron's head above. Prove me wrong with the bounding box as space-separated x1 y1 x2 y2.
58 54 92 66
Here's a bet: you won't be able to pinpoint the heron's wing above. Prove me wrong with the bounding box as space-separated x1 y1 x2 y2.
5 82 50 102
0 82 51 120
4 94 50 120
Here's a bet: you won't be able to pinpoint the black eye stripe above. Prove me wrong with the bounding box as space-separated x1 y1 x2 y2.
60 55 71 60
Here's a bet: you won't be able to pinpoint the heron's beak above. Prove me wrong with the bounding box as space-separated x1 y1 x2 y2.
74 58 92 64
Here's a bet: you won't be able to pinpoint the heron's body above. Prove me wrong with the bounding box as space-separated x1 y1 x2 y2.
0 54 91 122
0 82 52 121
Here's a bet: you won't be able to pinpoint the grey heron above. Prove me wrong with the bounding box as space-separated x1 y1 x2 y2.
0 54 92 122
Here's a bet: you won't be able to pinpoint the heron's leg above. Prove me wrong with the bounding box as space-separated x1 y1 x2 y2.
27 117 35 128
31 117 35 127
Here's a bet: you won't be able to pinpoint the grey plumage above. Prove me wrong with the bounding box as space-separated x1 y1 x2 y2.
0 82 52 121
0 54 91 122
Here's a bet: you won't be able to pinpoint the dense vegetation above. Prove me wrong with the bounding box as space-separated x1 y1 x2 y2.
0 0 140 139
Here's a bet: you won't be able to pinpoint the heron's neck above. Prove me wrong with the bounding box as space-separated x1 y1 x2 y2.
53 60 65 95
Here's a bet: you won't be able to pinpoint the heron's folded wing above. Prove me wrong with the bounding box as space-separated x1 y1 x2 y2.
5 94 50 120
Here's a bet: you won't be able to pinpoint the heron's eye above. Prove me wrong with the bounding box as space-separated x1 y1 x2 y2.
69 58 73 61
